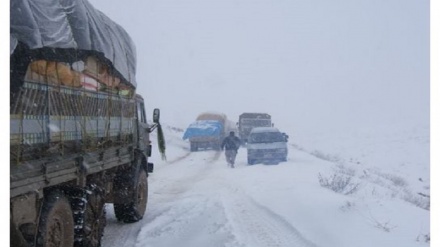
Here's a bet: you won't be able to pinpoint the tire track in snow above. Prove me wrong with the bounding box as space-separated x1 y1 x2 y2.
166 150 192 164
217 180 319 247
209 150 222 162
102 204 146 247
221 192 318 247
166 149 221 165
135 196 238 247
140 174 319 247
152 151 221 198
103 150 221 247
105 149 318 247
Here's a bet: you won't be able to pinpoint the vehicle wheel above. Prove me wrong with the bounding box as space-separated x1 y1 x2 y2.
114 168 148 223
37 191 74 247
71 186 106 247
247 158 255 165
190 142 198 152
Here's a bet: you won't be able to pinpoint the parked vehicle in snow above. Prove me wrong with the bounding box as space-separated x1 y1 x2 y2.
246 127 288 165
237 113 272 144
10 1 165 246
183 112 237 152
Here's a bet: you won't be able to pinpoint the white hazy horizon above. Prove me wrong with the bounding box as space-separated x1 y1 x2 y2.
89 0 429 133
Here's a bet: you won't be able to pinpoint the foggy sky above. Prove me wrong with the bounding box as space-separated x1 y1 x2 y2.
89 0 429 132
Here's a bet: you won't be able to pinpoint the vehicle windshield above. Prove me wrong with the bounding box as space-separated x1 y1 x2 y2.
248 132 285 143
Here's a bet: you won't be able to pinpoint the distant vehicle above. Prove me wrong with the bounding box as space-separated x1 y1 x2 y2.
183 112 237 152
246 127 288 165
237 113 272 144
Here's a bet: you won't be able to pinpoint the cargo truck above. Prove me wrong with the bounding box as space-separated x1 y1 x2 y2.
183 112 236 152
10 1 165 246
237 113 272 144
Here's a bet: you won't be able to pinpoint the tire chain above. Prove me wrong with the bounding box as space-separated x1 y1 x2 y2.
70 184 106 247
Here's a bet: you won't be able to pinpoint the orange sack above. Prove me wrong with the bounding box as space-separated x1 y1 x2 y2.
29 60 81 87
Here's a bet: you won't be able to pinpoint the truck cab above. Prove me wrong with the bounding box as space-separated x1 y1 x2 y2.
246 127 288 165
136 94 160 172
237 113 272 144
135 94 151 155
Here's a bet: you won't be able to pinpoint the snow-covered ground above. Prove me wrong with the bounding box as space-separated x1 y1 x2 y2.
103 123 430 247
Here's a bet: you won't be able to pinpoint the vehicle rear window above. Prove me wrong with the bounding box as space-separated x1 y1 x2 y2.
249 132 284 143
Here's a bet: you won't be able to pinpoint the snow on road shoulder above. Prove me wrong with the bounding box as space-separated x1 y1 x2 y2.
227 149 429 247
127 124 429 247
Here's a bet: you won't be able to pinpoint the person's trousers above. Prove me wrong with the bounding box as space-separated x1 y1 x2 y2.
225 149 238 166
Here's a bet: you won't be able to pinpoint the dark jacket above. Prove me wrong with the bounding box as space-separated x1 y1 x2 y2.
221 135 241 150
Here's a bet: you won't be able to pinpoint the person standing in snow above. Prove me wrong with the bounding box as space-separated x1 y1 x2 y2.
221 131 241 168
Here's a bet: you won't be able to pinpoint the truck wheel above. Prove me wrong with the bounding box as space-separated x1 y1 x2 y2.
190 142 198 152
37 191 74 247
114 168 148 223
71 186 106 247
247 158 255 165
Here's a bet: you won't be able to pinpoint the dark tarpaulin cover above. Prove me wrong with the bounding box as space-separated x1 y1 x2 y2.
10 0 137 87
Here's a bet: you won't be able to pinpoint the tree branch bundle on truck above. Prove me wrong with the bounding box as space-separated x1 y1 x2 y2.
10 1 165 246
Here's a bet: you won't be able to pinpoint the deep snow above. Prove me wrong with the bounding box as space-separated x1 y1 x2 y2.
3 0 433 245
102 123 429 247
83 0 431 244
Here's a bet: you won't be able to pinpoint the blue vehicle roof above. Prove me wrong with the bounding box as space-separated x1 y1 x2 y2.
182 120 224 140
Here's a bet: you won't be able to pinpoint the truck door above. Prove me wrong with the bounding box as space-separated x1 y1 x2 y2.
136 98 150 156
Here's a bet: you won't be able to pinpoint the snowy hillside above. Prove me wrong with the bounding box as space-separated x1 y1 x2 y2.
102 123 430 247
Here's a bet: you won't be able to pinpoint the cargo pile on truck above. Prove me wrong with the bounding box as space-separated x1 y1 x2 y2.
237 112 272 144
10 1 165 246
183 112 237 152
23 56 132 94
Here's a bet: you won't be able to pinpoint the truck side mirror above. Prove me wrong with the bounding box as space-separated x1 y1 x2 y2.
153 108 160 123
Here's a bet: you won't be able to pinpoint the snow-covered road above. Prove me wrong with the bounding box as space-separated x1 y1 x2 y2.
102 127 429 247
103 146 322 247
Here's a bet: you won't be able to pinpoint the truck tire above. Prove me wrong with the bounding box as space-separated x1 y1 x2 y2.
71 186 106 247
37 191 74 247
114 168 148 223
247 158 256 165
190 142 198 152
